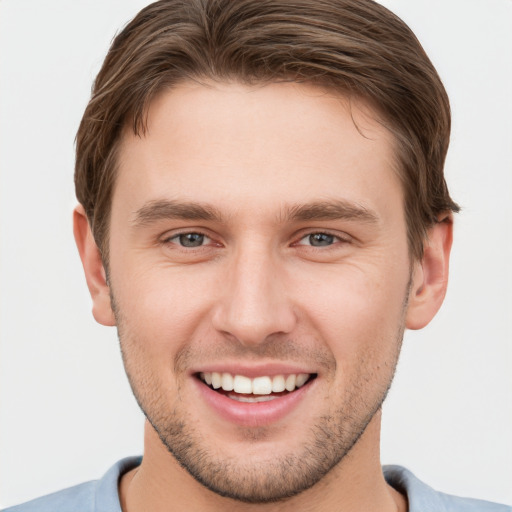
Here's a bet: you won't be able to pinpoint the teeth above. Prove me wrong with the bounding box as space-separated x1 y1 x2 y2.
228 393 278 403
200 372 312 395
252 376 272 395
296 373 309 388
285 374 296 391
221 373 234 391
271 375 286 393
234 375 253 394
211 372 222 389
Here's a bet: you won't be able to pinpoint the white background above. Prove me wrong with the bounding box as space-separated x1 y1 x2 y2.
1 0 511 508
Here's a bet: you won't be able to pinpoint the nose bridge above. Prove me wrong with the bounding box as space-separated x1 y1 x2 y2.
212 240 296 345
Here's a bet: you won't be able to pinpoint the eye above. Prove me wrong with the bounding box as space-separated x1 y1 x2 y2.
167 232 211 248
297 232 343 247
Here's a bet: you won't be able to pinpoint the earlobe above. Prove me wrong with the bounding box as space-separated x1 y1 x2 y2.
73 205 116 326
405 215 454 330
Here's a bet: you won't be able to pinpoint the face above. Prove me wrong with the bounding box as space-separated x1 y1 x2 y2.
106 82 414 502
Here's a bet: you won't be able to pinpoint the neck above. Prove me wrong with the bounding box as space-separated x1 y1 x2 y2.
119 412 407 512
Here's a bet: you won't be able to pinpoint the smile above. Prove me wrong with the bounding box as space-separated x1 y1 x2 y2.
194 370 318 426
198 372 315 402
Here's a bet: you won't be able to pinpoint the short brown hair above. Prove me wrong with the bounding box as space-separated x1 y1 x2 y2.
75 0 459 261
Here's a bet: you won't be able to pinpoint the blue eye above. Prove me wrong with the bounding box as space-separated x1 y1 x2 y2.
301 233 337 247
170 233 210 247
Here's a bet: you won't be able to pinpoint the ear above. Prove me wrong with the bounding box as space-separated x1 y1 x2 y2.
405 214 454 330
73 205 116 326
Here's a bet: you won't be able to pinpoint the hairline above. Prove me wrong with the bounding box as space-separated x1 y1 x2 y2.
95 77 424 268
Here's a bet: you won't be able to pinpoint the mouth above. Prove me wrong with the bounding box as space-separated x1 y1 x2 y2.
197 372 317 403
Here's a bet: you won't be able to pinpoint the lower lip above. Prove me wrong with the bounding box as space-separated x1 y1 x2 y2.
193 377 315 427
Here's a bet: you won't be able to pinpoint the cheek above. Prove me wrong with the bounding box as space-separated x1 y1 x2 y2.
300 270 407 412
291 260 409 362
111 261 218 360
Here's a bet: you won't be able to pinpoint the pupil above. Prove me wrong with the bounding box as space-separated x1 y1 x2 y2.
310 233 334 246
180 233 204 247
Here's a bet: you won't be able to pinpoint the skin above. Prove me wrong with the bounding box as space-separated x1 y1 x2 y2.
74 81 452 511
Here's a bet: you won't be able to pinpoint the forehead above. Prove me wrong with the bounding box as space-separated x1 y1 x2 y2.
114 81 401 222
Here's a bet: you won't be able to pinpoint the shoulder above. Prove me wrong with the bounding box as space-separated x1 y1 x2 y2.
1 457 142 512
1 481 96 512
383 465 512 512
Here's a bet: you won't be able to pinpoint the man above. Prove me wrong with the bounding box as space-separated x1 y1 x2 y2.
2 0 510 511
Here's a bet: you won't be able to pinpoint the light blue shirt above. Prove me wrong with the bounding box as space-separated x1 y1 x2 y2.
3 457 510 512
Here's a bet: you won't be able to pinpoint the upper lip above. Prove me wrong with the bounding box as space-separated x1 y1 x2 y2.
191 363 317 378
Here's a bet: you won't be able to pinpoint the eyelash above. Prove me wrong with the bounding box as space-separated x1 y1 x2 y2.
162 231 214 249
161 230 350 249
295 231 349 248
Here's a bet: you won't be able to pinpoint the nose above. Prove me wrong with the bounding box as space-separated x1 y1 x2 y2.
211 245 297 347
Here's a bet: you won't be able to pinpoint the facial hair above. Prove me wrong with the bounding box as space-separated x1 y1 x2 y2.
111 286 409 503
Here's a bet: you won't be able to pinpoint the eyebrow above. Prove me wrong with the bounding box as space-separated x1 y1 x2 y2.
132 199 223 227
283 200 379 224
132 198 379 227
